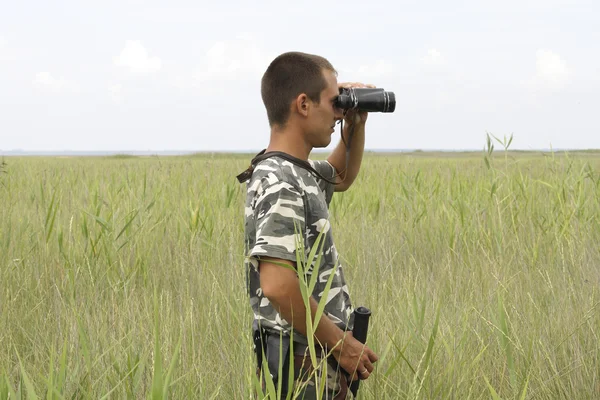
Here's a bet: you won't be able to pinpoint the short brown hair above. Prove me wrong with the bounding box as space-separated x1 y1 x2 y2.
261 51 337 128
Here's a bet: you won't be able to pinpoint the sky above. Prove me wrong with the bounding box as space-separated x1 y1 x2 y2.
1 0 599 152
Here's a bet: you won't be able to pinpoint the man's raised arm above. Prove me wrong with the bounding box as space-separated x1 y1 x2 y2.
327 116 366 192
327 82 375 192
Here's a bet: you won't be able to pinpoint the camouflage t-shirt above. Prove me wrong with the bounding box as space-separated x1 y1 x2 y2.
243 155 354 345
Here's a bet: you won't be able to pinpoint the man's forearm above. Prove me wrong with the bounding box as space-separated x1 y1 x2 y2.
327 122 366 191
267 282 345 353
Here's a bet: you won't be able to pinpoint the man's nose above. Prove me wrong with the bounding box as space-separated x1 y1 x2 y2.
334 107 344 120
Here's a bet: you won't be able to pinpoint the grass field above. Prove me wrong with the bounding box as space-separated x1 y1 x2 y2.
1 144 599 399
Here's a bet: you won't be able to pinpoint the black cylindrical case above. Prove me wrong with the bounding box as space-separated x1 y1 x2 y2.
350 306 372 397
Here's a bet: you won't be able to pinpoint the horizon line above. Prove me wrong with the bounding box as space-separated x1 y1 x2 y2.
2 147 600 156
0 148 600 157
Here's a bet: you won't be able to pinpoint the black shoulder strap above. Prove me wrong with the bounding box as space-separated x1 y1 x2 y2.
236 149 338 185
237 119 358 186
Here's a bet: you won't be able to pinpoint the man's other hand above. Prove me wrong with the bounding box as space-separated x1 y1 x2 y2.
332 331 379 381
337 82 377 125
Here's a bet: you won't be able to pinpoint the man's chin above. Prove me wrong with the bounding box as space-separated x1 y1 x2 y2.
309 133 333 149
316 137 332 148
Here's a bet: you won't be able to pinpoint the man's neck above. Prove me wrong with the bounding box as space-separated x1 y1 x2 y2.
266 126 311 161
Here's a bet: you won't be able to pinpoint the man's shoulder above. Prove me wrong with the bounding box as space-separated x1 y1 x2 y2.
246 156 303 200
247 156 335 201
257 156 334 181
307 159 336 180
251 156 296 182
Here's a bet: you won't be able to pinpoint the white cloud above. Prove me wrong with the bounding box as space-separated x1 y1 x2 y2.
33 72 79 92
354 59 394 78
193 33 273 84
337 59 394 82
0 36 16 61
109 83 123 104
422 48 445 67
534 49 569 87
113 40 162 74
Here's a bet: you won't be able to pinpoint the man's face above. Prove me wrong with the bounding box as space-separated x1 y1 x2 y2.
306 69 344 148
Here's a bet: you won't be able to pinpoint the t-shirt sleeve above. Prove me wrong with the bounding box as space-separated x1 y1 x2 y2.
309 159 337 205
249 179 305 263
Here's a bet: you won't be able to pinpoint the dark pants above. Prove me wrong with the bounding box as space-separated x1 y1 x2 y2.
253 322 350 399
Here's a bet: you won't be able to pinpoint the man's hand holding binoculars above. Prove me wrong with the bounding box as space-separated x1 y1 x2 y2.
337 81 377 125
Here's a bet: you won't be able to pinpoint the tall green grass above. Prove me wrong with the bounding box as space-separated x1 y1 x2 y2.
1 140 599 398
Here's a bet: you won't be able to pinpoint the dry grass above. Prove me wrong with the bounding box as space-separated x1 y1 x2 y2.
1 142 599 398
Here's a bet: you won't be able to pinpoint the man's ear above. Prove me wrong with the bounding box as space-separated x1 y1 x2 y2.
295 93 310 117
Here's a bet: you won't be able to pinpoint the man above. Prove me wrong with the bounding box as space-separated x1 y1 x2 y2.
238 51 378 399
